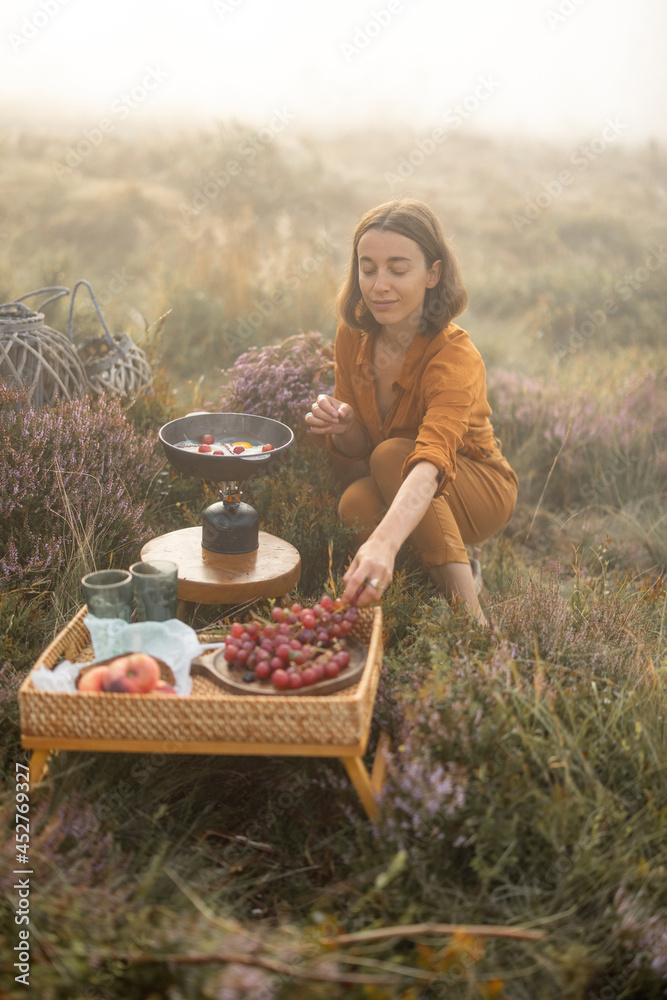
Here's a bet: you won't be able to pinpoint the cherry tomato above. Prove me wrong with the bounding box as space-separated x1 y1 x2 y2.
198 444 212 453
201 434 215 445
261 443 274 452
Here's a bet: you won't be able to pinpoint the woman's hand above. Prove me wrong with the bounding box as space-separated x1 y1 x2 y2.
305 394 354 435
341 536 398 608
340 460 441 607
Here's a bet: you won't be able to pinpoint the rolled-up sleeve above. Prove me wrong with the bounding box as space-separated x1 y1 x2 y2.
400 352 479 497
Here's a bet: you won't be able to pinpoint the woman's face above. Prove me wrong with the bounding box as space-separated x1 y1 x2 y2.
357 228 441 335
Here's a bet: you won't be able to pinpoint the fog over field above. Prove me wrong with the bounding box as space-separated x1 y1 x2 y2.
1 0 666 142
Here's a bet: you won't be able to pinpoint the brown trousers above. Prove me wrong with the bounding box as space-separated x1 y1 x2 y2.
338 438 518 567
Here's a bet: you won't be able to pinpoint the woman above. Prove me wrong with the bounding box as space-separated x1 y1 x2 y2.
305 199 517 625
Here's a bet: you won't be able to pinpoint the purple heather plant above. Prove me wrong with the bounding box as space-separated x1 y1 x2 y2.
0 381 163 586
374 571 663 897
218 331 335 430
615 887 667 978
0 793 127 896
487 365 667 509
488 366 667 455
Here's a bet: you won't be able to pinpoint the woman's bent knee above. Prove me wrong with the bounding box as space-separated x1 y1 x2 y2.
338 477 384 532
369 437 415 476
338 489 358 527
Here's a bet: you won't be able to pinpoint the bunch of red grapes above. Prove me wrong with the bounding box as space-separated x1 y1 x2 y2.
223 595 360 691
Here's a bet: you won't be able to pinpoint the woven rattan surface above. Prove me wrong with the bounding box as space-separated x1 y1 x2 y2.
19 606 383 746
80 334 152 396
0 323 88 408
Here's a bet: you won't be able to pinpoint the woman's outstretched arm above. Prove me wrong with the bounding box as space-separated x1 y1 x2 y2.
341 458 486 623
340 459 439 605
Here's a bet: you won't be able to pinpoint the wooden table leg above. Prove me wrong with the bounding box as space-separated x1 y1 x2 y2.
341 732 391 820
371 731 391 795
341 755 379 820
29 749 53 789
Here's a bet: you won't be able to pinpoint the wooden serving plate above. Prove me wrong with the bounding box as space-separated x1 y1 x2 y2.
190 639 366 696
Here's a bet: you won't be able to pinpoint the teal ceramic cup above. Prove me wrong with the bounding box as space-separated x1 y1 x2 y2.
81 569 134 622
130 560 179 622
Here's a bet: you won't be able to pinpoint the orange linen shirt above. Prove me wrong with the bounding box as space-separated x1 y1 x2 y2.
328 320 503 497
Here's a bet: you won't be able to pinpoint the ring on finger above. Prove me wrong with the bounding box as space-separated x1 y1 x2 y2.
369 577 383 590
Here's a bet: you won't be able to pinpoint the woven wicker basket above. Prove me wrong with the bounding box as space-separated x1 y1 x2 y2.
19 606 384 747
0 287 88 408
68 280 152 397
77 331 153 397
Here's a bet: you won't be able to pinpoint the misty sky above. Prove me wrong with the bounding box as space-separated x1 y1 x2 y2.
1 0 666 142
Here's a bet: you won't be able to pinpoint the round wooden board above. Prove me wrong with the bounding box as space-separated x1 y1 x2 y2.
140 527 301 605
190 638 366 696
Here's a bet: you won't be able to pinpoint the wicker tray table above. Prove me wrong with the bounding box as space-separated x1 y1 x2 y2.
19 606 389 820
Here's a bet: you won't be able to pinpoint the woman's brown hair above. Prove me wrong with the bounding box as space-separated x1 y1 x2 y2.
336 198 467 337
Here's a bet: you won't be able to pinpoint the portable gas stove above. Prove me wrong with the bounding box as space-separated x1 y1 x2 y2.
139 413 301 606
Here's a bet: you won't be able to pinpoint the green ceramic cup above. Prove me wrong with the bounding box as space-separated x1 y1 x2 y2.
129 560 179 622
81 569 134 622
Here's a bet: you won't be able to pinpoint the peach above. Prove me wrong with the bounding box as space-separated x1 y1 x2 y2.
153 680 177 695
102 653 161 694
77 665 109 693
